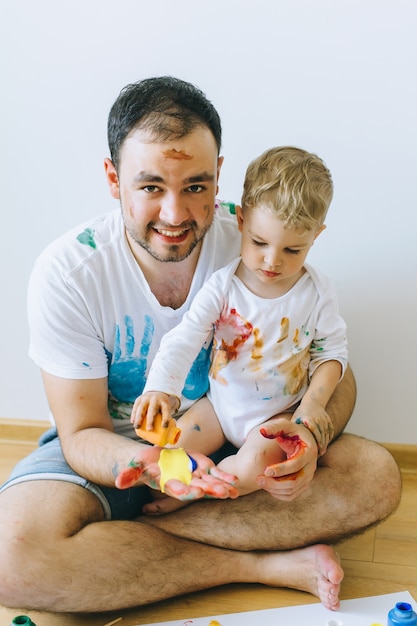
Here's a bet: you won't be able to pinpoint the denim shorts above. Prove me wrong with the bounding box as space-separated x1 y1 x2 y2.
0 428 154 520
0 428 237 520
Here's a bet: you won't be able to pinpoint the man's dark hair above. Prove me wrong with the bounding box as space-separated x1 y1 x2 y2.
107 76 222 171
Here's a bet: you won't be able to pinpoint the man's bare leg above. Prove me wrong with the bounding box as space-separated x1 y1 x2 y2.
144 368 401 548
145 433 401 549
0 480 343 613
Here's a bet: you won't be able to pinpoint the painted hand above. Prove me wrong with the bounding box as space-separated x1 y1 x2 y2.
292 402 334 456
256 418 318 501
115 445 239 502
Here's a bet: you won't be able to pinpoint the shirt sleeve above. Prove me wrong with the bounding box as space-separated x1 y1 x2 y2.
308 272 348 379
144 271 227 398
27 252 109 379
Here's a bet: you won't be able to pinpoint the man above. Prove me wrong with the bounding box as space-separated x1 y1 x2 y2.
0 77 401 613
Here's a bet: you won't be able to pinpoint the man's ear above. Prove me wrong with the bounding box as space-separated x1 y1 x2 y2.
215 155 224 195
235 205 244 232
104 158 120 200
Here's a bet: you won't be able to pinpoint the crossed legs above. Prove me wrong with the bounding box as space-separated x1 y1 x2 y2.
0 433 401 613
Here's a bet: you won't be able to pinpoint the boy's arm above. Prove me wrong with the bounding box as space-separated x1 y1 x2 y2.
291 359 343 456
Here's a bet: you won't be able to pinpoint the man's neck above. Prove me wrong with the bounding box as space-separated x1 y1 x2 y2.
126 234 202 309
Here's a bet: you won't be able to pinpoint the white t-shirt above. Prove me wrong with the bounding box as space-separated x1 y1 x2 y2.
28 206 241 437
145 258 348 447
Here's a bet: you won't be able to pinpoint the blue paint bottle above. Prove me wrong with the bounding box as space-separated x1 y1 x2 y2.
10 616 37 626
388 602 417 626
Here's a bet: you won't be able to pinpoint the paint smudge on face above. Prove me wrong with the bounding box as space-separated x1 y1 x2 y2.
162 148 193 160
76 227 97 249
210 308 253 383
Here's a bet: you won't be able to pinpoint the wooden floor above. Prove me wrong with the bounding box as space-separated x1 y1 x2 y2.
0 421 416 626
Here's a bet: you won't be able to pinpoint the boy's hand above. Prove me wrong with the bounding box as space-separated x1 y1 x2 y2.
131 391 178 431
256 417 318 501
292 400 335 456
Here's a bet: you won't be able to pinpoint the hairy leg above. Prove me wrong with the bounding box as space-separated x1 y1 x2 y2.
0 480 342 612
143 433 401 550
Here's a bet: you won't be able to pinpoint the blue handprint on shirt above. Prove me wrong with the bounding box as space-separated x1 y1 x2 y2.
182 339 212 400
108 315 154 403
108 314 212 412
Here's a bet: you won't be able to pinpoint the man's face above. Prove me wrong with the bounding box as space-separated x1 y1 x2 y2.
105 126 223 263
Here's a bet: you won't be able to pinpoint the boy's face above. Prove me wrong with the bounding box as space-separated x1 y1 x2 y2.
104 126 223 264
236 205 325 297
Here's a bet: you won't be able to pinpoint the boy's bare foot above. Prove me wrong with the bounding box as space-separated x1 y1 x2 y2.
143 492 191 515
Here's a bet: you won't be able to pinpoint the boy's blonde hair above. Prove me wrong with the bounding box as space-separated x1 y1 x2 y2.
241 146 333 230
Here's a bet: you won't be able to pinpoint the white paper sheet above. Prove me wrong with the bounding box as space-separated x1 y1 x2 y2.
138 591 416 626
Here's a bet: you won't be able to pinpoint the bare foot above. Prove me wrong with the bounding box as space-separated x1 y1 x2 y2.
143 493 191 515
255 544 343 610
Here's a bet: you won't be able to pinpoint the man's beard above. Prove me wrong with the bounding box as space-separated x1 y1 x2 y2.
127 221 211 263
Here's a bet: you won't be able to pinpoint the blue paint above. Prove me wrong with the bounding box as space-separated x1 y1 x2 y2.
76 227 96 249
182 341 212 400
388 603 417 626
187 453 198 472
108 315 154 402
108 318 211 406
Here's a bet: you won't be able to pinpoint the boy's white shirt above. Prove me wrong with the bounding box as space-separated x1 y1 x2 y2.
145 258 348 447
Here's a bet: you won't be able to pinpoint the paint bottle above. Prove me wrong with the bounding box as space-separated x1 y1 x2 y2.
135 413 181 447
388 602 417 626
10 616 37 626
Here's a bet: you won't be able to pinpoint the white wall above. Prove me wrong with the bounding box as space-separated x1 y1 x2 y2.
1 0 416 443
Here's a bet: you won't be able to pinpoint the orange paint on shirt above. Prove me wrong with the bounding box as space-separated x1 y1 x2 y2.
210 308 253 383
277 317 289 343
251 327 263 360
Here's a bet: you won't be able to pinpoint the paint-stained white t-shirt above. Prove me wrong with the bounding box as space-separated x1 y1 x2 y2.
28 205 240 437
144 258 348 447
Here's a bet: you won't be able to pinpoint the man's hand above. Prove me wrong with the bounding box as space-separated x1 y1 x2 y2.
256 418 319 501
115 445 239 501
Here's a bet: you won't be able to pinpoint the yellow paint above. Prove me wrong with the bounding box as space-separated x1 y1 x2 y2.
251 327 263 360
277 316 289 342
158 448 193 493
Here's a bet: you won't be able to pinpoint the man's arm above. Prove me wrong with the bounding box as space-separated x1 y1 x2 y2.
41 371 143 486
324 364 357 438
41 370 238 501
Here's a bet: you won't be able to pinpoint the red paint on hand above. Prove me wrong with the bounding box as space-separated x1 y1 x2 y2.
115 461 143 489
260 428 307 460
